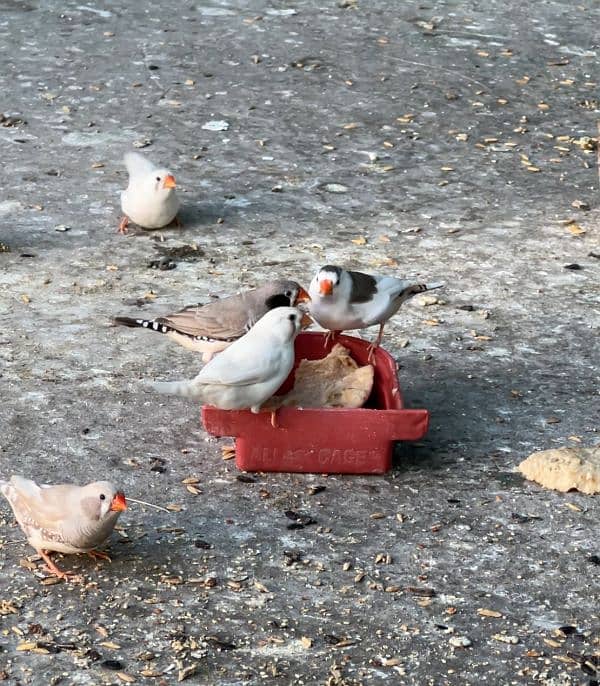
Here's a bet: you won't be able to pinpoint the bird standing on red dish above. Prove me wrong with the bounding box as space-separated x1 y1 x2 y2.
148 306 303 427
308 265 443 359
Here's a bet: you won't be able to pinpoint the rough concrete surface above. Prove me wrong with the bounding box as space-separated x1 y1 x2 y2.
0 0 599 684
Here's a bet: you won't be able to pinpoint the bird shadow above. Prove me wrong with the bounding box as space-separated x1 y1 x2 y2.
0 195 254 255
176 201 223 227
177 197 258 229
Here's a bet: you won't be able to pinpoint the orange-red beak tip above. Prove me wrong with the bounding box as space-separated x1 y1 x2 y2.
163 174 177 189
110 492 128 512
296 286 311 303
319 279 334 296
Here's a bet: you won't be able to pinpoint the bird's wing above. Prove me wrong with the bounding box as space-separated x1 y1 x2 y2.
374 276 416 299
8 477 72 525
159 294 254 341
195 338 282 387
347 271 379 304
124 152 157 178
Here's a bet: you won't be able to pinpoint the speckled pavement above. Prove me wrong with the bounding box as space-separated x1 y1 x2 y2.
0 1 599 684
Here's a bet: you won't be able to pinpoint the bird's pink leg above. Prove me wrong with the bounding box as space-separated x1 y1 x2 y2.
323 330 340 348
118 215 129 234
87 549 112 563
367 323 386 362
256 407 280 428
173 215 183 228
38 549 81 581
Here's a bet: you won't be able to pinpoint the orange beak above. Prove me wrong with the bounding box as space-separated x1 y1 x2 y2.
296 286 311 303
319 279 334 296
110 491 128 512
163 174 176 189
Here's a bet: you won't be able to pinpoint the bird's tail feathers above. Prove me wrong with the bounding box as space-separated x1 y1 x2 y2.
400 282 444 299
404 283 441 296
124 151 156 177
114 316 145 328
147 379 205 400
7 475 39 497
114 316 174 334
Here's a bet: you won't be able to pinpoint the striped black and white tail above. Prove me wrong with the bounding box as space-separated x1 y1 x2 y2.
114 316 173 335
409 282 443 295
399 282 444 300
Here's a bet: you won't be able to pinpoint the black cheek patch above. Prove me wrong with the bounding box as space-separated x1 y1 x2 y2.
265 293 292 309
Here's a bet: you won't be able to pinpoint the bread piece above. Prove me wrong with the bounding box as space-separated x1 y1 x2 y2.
518 447 600 494
267 344 374 410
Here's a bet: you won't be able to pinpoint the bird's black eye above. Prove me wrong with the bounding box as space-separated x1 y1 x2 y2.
99 494 106 501
288 314 296 322
156 176 161 182
285 290 292 298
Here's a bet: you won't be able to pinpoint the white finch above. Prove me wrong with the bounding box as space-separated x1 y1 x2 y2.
149 306 302 415
308 265 443 355
119 151 180 233
115 280 310 362
0 476 127 580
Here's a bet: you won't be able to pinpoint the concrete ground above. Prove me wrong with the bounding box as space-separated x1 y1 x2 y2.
0 0 599 684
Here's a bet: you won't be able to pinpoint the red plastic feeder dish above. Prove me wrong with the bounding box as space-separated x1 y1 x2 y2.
201 332 430 474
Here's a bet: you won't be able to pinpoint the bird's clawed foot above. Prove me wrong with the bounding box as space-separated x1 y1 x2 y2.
173 214 183 229
323 330 339 348
118 216 130 234
39 550 82 582
367 343 378 364
87 549 112 563
256 408 281 428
